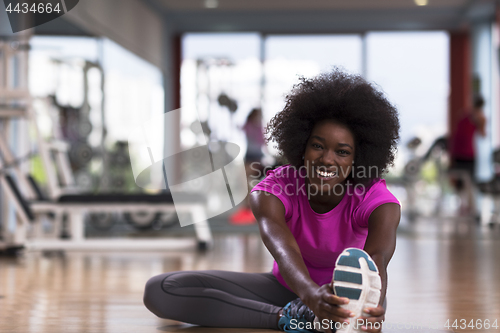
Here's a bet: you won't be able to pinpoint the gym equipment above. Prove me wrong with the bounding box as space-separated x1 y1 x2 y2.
124 211 163 231
398 136 449 221
0 35 35 253
87 212 116 231
0 171 212 251
0 37 214 252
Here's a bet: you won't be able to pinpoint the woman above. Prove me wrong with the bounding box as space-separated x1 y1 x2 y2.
230 107 267 224
143 70 401 333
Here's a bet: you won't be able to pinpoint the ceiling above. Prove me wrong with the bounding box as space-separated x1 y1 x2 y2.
31 0 498 37
157 0 470 11
150 0 497 33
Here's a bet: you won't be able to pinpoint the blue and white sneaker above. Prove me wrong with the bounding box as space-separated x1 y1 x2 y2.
332 248 381 333
278 298 318 332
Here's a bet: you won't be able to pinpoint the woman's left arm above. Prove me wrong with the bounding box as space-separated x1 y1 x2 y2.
361 202 401 332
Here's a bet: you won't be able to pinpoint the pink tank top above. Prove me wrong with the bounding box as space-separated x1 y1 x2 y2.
251 165 400 291
451 115 476 160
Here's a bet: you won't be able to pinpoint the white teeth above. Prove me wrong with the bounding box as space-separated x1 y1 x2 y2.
316 169 336 178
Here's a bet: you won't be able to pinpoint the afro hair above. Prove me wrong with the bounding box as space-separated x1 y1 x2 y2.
266 69 400 184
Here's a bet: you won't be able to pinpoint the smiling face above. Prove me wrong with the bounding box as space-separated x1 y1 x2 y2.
303 119 356 196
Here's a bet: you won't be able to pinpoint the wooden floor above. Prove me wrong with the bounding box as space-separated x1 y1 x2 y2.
1 215 499 333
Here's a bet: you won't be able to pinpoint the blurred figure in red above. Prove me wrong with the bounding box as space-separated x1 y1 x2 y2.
230 107 267 224
449 94 486 215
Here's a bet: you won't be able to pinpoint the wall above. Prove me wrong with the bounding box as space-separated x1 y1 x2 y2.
65 0 164 70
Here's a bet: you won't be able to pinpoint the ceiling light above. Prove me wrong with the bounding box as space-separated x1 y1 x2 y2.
414 0 428 6
205 0 218 9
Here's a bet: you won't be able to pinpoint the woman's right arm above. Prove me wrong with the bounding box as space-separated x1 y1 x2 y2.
249 191 352 324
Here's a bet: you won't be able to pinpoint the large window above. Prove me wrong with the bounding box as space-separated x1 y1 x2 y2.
366 32 449 167
181 33 261 149
29 36 164 192
181 32 449 171
263 35 363 155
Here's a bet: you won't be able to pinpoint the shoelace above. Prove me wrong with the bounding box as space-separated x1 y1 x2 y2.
284 298 316 322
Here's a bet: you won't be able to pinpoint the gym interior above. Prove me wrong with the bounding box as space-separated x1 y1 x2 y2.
1 1 500 332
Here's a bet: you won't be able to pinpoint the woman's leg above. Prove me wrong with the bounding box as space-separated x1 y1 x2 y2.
143 270 297 329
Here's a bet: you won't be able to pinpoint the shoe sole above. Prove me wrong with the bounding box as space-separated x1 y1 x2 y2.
333 248 381 333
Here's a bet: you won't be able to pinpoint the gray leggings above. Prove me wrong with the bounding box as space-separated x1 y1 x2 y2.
143 270 298 329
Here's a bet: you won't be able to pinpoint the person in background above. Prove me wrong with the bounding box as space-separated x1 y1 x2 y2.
230 107 267 224
449 94 486 215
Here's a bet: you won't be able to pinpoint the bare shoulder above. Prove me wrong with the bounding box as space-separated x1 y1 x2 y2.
368 203 401 226
249 191 286 220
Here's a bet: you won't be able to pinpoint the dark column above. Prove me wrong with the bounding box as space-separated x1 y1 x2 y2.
449 32 471 137
162 25 182 188
172 34 182 110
